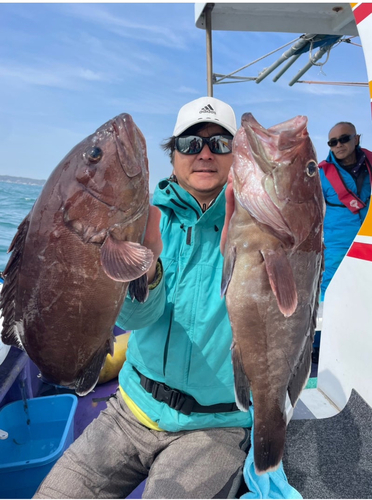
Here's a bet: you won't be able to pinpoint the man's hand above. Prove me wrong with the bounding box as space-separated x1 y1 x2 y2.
220 173 235 255
144 206 163 283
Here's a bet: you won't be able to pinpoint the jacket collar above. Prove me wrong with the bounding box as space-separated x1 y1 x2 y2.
153 177 226 225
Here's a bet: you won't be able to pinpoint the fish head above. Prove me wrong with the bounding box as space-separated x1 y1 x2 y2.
232 113 324 247
72 113 149 211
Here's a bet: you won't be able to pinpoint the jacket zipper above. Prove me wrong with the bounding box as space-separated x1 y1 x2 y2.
186 227 192 245
163 310 173 376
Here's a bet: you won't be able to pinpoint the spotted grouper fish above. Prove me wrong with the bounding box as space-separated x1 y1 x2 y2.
221 113 324 474
0 113 153 396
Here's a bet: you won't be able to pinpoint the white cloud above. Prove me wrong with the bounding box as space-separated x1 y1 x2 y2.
0 62 113 90
177 86 200 94
59 4 189 50
70 32 156 76
292 82 365 96
107 97 175 116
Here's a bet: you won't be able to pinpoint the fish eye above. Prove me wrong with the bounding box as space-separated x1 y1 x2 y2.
306 160 317 177
84 146 103 164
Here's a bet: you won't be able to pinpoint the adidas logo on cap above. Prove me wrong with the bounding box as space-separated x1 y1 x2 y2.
199 104 216 115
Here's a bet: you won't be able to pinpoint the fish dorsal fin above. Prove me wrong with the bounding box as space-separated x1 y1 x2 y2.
100 237 153 282
1 324 24 351
0 214 30 350
260 247 297 317
221 244 237 297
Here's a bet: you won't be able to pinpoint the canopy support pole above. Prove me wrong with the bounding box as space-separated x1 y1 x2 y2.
205 3 214 97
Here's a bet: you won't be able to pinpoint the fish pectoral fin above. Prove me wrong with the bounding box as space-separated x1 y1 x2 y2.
260 247 297 317
100 238 154 282
221 245 237 297
231 343 251 412
74 340 113 396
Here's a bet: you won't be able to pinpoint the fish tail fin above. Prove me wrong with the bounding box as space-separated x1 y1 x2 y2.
231 343 251 411
254 407 287 474
129 275 149 303
74 340 112 396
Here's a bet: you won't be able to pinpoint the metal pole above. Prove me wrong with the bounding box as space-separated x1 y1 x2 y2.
272 54 302 82
255 34 316 84
205 4 214 97
288 46 329 86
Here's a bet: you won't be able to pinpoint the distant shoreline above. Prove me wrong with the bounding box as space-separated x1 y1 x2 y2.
0 175 45 187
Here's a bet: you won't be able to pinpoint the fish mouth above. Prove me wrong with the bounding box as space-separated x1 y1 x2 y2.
110 114 148 178
78 113 149 218
234 113 312 245
240 112 309 208
241 113 308 176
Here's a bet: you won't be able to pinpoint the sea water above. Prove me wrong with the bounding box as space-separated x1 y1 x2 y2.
0 181 42 272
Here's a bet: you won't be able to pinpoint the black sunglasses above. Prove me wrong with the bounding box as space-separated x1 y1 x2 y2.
175 134 233 155
327 134 356 148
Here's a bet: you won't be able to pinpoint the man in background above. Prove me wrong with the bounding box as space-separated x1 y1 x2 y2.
315 122 372 360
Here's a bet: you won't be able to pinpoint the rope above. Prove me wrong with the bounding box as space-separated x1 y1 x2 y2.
297 80 368 87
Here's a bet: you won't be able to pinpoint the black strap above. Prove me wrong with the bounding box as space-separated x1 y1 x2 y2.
92 393 117 404
134 368 240 416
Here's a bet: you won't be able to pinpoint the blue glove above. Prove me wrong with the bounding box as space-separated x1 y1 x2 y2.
241 406 302 499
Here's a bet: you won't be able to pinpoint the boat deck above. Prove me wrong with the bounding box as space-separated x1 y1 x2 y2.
2 348 371 499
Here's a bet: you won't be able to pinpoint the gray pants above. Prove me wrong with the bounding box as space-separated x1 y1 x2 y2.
34 390 250 499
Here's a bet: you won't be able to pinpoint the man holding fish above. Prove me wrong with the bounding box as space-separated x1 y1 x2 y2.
34 97 323 498
35 97 252 499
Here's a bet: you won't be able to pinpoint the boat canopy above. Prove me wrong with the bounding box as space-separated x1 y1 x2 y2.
195 3 359 94
195 3 357 36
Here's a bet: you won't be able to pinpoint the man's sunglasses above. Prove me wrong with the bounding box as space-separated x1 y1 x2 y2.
175 134 233 155
327 134 356 148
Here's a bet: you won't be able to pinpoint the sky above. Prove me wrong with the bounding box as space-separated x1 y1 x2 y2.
1 2 372 193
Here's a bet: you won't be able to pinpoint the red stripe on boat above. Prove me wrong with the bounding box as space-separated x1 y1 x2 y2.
347 241 372 261
353 4 372 25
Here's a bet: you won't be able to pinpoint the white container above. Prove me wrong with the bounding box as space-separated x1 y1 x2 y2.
0 340 10 366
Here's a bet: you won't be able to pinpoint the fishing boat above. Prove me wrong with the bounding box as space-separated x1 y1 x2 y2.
1 2 372 498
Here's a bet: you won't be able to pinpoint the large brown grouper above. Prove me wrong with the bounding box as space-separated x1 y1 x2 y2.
221 113 324 474
0 113 153 396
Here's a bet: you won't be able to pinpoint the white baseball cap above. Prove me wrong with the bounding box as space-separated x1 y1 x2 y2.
173 97 237 137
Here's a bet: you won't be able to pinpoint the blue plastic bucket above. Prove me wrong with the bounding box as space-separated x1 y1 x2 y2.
0 394 78 499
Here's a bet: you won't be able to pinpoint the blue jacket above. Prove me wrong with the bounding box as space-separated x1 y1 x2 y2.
319 147 371 299
116 178 251 432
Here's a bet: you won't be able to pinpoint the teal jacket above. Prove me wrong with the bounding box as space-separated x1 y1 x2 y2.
116 178 252 432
